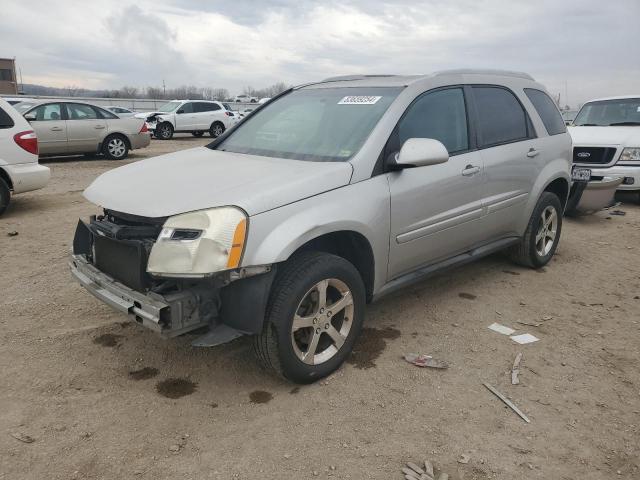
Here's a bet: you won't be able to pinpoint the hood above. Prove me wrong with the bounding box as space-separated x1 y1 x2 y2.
134 111 161 119
84 147 353 218
569 126 640 146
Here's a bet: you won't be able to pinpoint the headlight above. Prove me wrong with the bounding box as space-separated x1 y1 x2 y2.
620 147 640 161
147 207 247 277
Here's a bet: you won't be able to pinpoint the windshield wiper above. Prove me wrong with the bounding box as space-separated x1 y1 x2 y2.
608 122 640 126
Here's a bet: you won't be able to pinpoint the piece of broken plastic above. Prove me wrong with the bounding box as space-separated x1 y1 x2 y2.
404 353 449 369
488 323 515 335
510 333 539 345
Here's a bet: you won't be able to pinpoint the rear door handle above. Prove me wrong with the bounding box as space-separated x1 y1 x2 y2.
94 125 106 129
527 148 539 158
462 165 481 176
50 126 63 131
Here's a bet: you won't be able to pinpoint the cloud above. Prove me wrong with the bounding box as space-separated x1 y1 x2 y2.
1 0 638 105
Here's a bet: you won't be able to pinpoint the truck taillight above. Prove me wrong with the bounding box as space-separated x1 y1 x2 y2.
139 123 149 133
13 130 38 155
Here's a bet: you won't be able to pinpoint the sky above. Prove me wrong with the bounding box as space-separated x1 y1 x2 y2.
1 0 639 106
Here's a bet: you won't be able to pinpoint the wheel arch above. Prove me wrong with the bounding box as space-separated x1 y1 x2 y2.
101 131 131 151
543 176 570 208
0 167 14 190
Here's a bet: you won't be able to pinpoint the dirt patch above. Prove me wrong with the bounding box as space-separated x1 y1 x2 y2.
347 327 401 369
156 378 197 399
209 403 219 409
249 390 273 404
289 387 300 395
458 292 477 300
92 333 122 347
128 367 159 381
502 270 520 276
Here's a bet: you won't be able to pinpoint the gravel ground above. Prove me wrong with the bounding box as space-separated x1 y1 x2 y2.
1 136 639 480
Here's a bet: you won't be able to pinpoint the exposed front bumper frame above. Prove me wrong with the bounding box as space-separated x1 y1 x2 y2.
69 254 208 337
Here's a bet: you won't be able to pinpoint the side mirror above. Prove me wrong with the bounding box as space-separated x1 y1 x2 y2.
24 113 36 122
177 109 185 114
395 138 449 168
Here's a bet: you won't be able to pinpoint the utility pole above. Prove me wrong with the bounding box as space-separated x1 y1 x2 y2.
162 79 166 98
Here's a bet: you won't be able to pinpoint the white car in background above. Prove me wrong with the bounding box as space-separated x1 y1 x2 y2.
105 106 137 117
136 100 238 140
0 98 50 216
569 95 640 201
234 94 258 103
258 97 271 104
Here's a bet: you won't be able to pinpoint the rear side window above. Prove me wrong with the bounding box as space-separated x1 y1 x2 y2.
473 86 531 147
96 107 118 119
396 88 469 154
66 103 98 120
0 106 14 129
524 89 566 135
195 102 221 112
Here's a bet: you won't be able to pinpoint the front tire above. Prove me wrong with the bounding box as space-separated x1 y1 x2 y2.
0 177 11 216
156 122 174 140
508 192 563 268
102 134 129 160
253 252 366 384
209 122 225 138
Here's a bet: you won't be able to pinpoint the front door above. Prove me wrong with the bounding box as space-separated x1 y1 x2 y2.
26 103 68 155
64 103 107 153
387 87 486 279
175 102 196 130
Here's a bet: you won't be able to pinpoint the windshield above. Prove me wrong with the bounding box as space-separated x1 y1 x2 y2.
13 102 37 114
573 98 640 126
158 101 181 113
216 87 401 161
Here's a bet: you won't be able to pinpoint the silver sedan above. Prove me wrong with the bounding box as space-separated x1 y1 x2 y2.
13 100 150 160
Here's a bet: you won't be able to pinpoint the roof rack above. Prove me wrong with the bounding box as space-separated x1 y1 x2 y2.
432 69 535 81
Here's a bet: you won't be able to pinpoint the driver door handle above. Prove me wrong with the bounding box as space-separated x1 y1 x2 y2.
462 165 481 176
527 148 540 158
94 125 106 129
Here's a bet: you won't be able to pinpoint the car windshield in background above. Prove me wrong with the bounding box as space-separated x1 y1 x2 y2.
13 102 37 114
158 102 181 113
573 98 640 126
216 87 402 162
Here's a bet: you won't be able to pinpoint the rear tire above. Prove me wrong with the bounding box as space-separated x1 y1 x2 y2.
209 122 225 138
156 122 174 140
253 251 366 384
102 134 129 160
0 177 10 216
508 192 563 268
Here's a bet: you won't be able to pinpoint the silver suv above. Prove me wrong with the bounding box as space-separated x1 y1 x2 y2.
70 70 571 383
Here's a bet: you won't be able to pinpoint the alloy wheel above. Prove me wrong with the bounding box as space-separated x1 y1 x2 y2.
535 205 557 256
107 138 126 158
291 278 354 366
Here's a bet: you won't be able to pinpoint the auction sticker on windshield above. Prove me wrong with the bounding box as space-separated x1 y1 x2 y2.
338 96 382 105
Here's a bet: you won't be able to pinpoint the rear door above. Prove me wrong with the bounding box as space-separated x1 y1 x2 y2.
387 87 486 279
194 102 223 129
174 102 195 130
64 103 107 153
25 103 68 154
470 86 538 237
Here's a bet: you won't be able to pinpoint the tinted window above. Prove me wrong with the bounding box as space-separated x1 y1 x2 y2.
524 89 566 135
178 102 193 114
473 87 530 146
195 102 221 112
0 106 14 129
66 103 98 120
396 88 469 154
30 103 63 121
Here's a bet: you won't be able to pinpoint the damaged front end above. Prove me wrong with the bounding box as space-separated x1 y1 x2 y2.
70 211 275 344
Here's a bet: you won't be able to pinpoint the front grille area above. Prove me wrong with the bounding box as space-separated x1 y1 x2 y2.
573 146 617 165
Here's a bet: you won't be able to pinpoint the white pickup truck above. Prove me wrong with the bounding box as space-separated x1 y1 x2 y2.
0 98 50 215
570 95 640 203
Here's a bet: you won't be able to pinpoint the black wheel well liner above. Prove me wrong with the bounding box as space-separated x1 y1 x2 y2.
293 231 375 302
0 167 13 190
544 177 569 208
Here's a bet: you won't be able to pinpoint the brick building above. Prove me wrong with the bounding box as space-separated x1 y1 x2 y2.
0 58 18 95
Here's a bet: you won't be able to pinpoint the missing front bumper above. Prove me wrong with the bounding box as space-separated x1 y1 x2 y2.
70 254 209 337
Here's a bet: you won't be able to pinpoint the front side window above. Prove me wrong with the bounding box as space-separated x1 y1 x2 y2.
524 88 566 135
216 87 402 162
573 98 640 126
30 103 63 121
178 102 194 114
66 103 98 120
395 88 469 154
473 86 531 146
